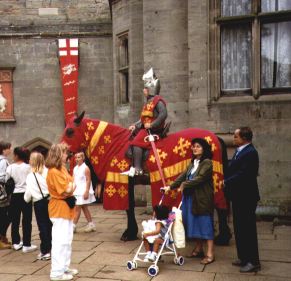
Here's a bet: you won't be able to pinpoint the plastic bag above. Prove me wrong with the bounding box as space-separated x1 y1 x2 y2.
172 207 185 248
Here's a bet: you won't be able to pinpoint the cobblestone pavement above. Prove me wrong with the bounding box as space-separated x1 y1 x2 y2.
0 204 291 281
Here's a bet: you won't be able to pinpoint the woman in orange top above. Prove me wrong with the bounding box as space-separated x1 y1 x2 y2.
46 143 78 281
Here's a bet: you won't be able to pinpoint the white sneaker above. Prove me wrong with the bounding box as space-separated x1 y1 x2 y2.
22 244 37 253
84 223 96 233
144 251 151 262
148 252 157 262
37 252 51 260
12 242 23 251
50 273 73 281
73 224 77 233
65 268 78 276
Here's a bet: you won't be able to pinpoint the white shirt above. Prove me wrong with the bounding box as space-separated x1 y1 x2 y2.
190 159 200 175
6 162 31 193
0 155 9 182
24 168 49 203
235 143 251 158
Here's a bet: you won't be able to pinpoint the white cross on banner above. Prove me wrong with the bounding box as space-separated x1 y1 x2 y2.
58 38 79 123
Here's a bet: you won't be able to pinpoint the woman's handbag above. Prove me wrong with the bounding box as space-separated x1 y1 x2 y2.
63 196 76 209
0 182 9 206
172 207 186 248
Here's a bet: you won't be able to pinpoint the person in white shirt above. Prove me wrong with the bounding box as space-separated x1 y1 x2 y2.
25 152 52 260
6 147 37 253
73 152 96 233
0 141 12 249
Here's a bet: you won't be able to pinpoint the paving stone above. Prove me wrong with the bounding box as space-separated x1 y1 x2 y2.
81 252 133 266
0 263 46 275
151 269 215 281
0 274 23 281
259 261 291 278
18 274 50 281
76 279 120 281
214 273 291 281
1 205 291 281
259 239 291 250
274 225 291 235
94 241 140 254
260 249 291 262
94 265 152 281
72 240 102 251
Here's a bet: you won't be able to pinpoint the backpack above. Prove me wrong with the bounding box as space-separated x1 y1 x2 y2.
0 182 9 206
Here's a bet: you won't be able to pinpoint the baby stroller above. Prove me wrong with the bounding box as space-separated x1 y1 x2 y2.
126 202 184 277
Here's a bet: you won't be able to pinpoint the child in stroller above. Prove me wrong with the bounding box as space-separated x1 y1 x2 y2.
142 205 170 262
127 204 184 277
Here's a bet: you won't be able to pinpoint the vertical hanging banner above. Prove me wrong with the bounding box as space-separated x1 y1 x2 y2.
58 38 79 123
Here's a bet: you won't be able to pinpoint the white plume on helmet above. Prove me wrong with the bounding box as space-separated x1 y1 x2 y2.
142 67 161 96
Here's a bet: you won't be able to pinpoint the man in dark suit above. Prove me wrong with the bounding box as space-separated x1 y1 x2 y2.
224 127 261 273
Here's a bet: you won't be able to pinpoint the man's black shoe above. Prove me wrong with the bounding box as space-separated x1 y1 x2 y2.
240 262 261 273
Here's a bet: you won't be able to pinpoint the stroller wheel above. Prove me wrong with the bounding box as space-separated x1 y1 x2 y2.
177 256 185 266
127 261 137 270
148 265 159 277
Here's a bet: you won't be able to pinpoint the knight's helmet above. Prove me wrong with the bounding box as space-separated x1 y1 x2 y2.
142 67 161 96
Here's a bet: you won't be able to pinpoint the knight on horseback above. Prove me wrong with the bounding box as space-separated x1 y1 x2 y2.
122 68 168 177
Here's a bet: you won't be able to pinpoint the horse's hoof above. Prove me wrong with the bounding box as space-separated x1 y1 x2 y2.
121 236 139 242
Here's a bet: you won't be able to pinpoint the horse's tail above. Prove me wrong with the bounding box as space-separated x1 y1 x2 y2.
217 136 228 175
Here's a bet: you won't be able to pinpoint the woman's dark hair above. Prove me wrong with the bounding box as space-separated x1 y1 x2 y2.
153 205 170 220
191 138 213 161
0 141 11 155
14 147 30 162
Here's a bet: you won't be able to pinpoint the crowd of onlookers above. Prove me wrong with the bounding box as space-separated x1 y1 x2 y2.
0 126 262 279
0 141 98 281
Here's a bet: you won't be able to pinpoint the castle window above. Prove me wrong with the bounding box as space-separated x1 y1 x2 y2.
209 0 291 100
117 33 129 104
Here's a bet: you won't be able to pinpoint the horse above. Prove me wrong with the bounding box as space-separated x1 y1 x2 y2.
62 112 228 241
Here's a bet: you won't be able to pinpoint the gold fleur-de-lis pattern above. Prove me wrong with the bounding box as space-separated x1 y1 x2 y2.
173 137 191 158
86 122 95 131
105 185 116 197
204 136 217 152
91 156 99 165
117 160 129 172
104 135 111 144
110 157 118 167
118 186 128 198
149 149 168 165
98 145 105 155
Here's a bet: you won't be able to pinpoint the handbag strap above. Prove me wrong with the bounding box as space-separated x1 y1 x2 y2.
33 172 45 199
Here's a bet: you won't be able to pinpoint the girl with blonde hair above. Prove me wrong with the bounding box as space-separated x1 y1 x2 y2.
46 143 78 281
25 152 52 260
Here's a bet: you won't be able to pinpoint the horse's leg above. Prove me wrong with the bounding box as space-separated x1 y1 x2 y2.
120 177 138 241
214 207 232 245
215 137 232 245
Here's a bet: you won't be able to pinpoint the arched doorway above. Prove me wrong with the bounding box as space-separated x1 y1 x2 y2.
22 137 51 158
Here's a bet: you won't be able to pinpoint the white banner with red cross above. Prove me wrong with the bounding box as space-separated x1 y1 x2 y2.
58 38 79 123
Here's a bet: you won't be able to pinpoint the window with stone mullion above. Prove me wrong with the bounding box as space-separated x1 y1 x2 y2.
218 0 291 96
